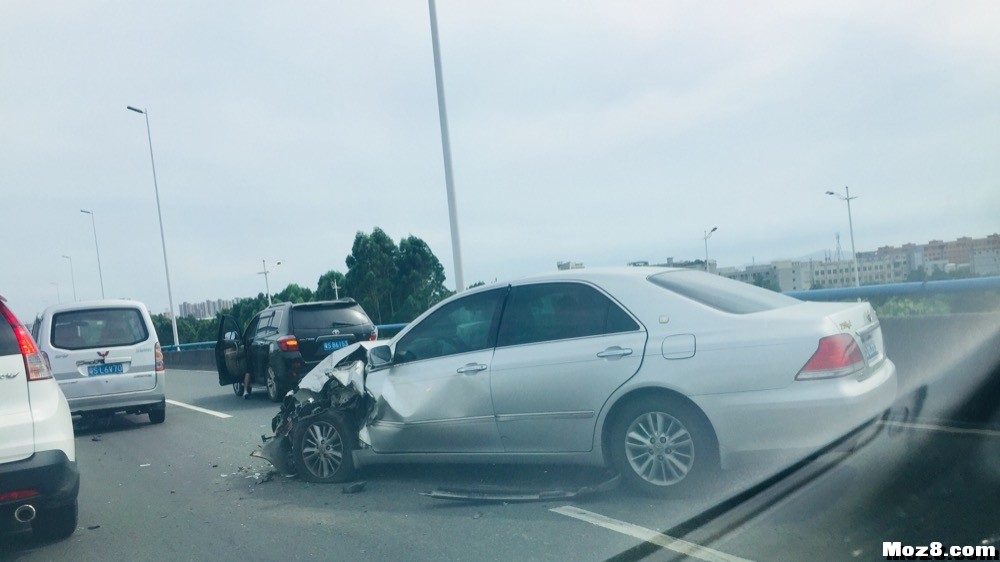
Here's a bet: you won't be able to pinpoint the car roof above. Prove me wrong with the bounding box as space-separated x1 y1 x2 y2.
41 299 151 316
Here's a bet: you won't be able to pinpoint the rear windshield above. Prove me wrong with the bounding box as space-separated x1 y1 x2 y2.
51 307 150 349
648 270 800 314
291 305 370 330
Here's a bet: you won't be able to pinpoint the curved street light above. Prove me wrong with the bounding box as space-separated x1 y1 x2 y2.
825 187 861 288
80 209 105 298
61 255 77 301
128 105 179 347
258 259 283 305
703 227 718 272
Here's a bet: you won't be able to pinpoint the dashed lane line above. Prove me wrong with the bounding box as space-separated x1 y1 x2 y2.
165 399 232 419
550 505 754 562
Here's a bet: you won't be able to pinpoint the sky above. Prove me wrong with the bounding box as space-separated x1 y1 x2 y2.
3 1 998 323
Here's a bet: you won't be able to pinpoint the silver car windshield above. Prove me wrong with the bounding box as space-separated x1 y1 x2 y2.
649 270 800 314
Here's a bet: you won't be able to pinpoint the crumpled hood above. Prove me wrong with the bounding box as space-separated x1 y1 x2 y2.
297 341 377 393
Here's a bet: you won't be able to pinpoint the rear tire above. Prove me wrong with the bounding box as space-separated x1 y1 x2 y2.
291 411 356 483
609 397 718 496
266 364 283 402
148 407 166 424
32 500 78 542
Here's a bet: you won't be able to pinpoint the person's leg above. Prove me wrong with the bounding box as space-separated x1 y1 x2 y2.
243 372 252 398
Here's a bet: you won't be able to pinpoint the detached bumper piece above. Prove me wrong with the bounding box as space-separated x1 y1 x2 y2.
421 472 620 502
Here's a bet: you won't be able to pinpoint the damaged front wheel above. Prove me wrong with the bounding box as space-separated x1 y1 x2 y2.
291 411 356 483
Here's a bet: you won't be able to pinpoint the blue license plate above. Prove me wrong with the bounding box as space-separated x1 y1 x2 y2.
323 340 348 352
88 363 125 376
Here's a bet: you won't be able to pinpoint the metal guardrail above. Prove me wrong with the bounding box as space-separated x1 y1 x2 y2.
785 276 1000 301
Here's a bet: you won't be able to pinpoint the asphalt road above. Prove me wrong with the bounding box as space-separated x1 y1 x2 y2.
2 357 998 561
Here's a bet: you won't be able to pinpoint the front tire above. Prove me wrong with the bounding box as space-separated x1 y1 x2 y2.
609 397 717 496
232 381 245 397
291 411 356 483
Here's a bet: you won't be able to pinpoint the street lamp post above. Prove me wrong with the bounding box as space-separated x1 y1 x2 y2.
703 227 718 273
258 260 282 305
61 255 77 301
428 0 465 293
128 105 179 347
80 209 105 298
825 187 861 288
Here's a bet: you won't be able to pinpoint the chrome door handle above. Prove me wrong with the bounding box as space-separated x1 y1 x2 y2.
597 347 633 359
456 363 488 374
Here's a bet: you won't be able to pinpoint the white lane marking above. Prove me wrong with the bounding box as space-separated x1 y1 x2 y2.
550 505 753 562
165 399 232 419
879 420 1000 438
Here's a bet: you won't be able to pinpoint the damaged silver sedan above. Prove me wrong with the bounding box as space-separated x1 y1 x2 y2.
252 267 897 496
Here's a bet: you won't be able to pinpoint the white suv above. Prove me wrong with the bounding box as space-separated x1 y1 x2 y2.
32 299 166 424
0 295 79 540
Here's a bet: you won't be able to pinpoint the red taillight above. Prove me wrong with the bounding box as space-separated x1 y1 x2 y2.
277 337 299 352
0 304 51 381
796 334 866 380
369 326 378 341
0 490 39 502
155 342 165 373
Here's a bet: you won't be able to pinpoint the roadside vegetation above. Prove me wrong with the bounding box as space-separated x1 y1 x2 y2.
151 228 463 346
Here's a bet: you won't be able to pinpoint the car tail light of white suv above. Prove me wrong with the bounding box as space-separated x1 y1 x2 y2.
0 304 52 381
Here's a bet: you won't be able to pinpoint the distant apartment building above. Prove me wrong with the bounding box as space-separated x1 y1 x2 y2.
179 298 234 319
557 261 585 270
715 234 998 292
877 234 1000 276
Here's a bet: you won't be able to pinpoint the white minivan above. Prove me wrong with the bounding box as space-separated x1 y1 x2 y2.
33 300 166 424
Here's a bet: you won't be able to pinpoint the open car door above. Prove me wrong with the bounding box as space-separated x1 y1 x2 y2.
215 315 247 386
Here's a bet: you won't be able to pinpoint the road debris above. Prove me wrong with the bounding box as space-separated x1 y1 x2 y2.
421 473 621 503
341 481 366 494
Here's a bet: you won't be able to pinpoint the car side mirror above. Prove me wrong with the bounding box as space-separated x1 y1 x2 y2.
368 344 392 368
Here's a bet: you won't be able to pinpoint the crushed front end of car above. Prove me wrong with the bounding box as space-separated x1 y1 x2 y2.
251 343 375 478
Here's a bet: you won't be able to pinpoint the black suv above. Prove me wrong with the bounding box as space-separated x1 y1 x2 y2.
214 299 377 401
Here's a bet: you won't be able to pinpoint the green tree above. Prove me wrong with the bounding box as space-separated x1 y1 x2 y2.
274 283 313 304
314 270 348 301
393 235 452 321
344 228 399 324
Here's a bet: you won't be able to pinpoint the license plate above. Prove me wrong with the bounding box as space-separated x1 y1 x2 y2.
861 335 878 362
88 363 125 376
323 340 347 352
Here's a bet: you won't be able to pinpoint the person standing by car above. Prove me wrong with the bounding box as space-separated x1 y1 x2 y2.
242 371 252 399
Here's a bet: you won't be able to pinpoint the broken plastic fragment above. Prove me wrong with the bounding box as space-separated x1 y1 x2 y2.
342 481 367 494
421 473 620 502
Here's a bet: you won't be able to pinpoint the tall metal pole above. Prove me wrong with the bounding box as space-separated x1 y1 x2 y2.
259 259 272 306
80 210 105 298
61 255 77 300
428 0 465 293
128 106 179 347
826 187 861 288
703 227 717 272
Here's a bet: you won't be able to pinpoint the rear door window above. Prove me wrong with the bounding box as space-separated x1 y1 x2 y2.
496 282 640 347
50 308 149 349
